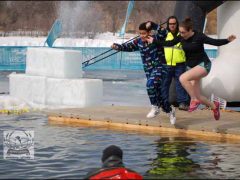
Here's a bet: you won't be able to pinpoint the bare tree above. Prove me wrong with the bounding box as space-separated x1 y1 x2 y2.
0 1 216 36
98 1 127 35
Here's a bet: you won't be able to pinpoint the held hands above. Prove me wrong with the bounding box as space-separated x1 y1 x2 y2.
228 35 236 42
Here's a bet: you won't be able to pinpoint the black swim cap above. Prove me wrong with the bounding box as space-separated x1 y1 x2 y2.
101 145 123 162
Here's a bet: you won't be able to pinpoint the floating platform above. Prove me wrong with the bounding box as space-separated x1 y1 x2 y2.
46 106 240 142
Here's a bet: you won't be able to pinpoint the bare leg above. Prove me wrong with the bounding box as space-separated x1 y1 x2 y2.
180 65 216 109
179 66 203 100
191 80 215 109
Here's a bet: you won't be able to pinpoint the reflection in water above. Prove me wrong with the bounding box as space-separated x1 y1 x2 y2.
146 137 200 179
145 137 240 179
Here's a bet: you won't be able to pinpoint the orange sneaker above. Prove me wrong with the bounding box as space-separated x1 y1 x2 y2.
212 101 220 120
188 100 201 112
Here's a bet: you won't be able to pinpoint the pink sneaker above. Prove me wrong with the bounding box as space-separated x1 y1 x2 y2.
188 100 201 112
212 101 220 120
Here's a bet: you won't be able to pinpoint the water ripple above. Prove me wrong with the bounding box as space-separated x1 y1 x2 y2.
0 113 240 179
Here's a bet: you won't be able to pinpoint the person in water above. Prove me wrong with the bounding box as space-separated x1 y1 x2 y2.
147 17 236 120
84 145 142 179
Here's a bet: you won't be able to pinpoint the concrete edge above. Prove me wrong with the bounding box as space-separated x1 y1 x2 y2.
48 115 240 143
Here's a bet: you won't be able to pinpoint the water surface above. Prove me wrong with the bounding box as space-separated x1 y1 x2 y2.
0 113 240 179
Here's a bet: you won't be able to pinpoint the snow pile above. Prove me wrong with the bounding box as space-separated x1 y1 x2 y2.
0 95 29 110
0 32 137 47
0 32 217 48
0 95 43 115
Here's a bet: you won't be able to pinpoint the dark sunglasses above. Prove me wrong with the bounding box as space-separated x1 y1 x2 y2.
169 23 177 25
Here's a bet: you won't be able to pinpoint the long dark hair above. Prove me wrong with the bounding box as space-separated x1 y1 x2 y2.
167 15 179 32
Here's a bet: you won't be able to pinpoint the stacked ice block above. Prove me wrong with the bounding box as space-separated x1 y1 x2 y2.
9 47 103 108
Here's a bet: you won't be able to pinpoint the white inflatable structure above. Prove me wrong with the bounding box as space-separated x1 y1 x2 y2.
201 1 240 102
9 47 103 109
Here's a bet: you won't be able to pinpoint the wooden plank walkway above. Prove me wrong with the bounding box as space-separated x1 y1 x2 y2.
45 106 240 142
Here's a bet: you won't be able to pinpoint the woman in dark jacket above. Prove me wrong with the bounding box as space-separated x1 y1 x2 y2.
147 17 236 120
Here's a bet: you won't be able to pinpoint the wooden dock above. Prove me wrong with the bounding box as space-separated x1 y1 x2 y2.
45 106 240 142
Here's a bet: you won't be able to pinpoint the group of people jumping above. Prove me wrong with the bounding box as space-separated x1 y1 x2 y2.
111 16 236 124
85 16 236 180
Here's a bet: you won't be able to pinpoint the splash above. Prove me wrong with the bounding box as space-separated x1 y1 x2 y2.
57 1 90 38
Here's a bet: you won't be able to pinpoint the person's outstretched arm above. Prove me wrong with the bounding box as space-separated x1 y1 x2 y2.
202 33 236 46
146 33 181 47
144 21 180 46
111 39 139 52
146 21 168 40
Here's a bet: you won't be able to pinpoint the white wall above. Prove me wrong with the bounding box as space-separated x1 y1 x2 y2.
201 1 240 102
